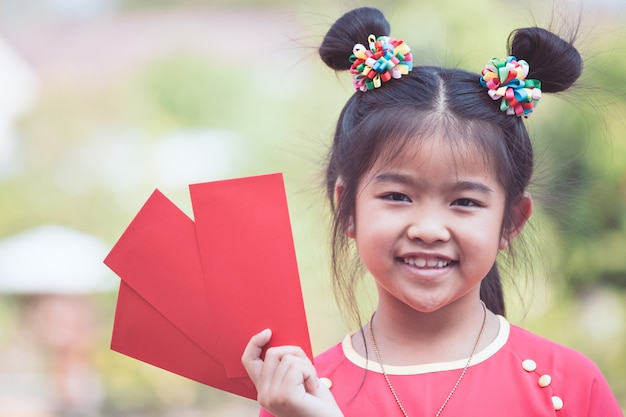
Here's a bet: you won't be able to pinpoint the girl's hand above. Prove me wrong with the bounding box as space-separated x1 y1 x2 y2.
241 329 343 417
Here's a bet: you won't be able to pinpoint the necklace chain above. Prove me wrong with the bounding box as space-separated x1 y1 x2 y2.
368 301 487 417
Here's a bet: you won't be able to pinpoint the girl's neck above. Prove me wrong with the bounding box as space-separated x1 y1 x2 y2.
355 295 499 366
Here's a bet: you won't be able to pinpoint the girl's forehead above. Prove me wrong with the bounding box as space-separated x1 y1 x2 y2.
369 134 498 179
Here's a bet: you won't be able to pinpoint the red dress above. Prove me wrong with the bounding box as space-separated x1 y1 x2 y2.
259 316 623 416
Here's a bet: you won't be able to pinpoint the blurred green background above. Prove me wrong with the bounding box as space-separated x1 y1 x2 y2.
0 0 624 415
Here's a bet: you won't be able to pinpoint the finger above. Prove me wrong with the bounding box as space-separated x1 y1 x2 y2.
241 328 272 384
269 354 315 390
259 357 344 417
260 345 312 388
263 345 311 363
309 374 336 403
302 365 320 394
268 354 319 394
258 355 316 410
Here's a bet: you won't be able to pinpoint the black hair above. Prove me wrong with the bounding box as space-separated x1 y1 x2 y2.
319 7 583 326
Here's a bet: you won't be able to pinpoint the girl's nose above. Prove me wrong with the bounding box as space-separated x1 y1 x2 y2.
406 211 451 244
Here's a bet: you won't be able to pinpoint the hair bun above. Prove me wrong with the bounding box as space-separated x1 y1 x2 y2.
319 7 391 71
508 27 583 93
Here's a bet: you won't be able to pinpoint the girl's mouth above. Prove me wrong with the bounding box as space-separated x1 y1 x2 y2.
401 257 453 268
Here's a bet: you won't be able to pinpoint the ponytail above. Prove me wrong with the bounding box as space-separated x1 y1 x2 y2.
508 27 583 94
480 264 506 316
319 7 390 71
479 26 583 316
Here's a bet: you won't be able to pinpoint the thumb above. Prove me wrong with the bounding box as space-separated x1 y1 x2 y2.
241 328 272 383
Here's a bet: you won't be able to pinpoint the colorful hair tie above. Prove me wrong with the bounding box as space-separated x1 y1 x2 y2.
349 34 413 92
480 56 542 117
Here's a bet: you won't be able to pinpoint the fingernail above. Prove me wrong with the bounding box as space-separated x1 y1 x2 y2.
258 328 271 337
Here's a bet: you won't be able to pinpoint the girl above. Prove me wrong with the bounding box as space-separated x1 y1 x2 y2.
242 7 623 417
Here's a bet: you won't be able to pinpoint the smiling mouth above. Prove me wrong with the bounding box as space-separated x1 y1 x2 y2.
401 257 453 268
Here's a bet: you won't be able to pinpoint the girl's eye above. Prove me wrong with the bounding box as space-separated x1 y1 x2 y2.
452 198 481 207
382 192 411 202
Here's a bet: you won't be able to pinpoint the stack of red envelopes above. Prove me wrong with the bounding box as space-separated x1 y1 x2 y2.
104 173 312 399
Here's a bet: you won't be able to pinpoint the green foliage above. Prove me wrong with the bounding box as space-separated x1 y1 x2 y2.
140 55 243 128
532 97 626 290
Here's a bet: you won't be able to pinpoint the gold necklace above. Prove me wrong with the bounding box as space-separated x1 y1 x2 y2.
368 301 487 417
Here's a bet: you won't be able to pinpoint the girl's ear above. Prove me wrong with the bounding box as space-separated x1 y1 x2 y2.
499 192 534 250
334 178 356 238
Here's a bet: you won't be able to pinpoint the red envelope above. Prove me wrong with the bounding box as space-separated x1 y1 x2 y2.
190 173 312 378
105 173 312 399
113 281 255 397
105 190 255 398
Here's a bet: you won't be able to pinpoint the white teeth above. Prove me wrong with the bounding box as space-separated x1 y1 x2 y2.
403 257 451 268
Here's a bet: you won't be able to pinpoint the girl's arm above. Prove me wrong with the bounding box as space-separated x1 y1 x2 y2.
242 329 344 417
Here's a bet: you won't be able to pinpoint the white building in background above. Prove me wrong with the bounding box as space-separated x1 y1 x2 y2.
0 224 115 294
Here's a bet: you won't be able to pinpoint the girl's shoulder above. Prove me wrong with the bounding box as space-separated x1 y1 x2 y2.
502 321 623 415
506 322 603 375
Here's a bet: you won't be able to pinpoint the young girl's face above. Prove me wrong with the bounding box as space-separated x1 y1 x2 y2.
348 134 509 314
